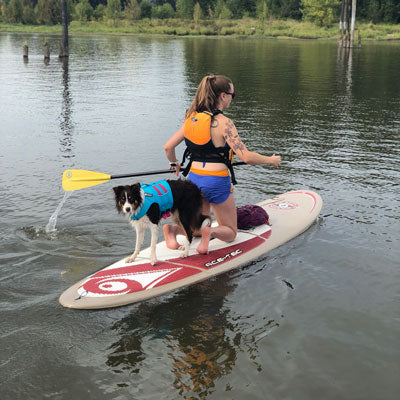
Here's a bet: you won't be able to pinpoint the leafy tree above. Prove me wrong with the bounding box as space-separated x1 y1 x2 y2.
280 0 301 19
256 0 269 20
220 3 233 18
22 3 35 24
6 0 23 22
93 3 106 20
125 0 141 21
35 0 61 25
176 0 194 19
226 0 243 17
74 0 93 21
140 0 152 18
301 0 340 27
193 1 202 23
214 0 224 17
239 0 257 17
264 0 280 17
215 0 235 18
381 0 399 23
0 0 6 22
155 2 175 18
106 0 121 21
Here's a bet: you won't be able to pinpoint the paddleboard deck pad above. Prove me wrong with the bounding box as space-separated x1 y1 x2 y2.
59 190 322 309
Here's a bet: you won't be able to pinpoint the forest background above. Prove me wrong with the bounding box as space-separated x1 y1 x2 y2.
1 0 400 39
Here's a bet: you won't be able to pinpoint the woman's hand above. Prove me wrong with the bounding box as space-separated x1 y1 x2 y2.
169 161 181 176
269 154 281 168
164 124 185 176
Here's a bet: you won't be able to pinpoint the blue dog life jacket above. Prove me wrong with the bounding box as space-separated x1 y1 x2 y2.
130 180 173 221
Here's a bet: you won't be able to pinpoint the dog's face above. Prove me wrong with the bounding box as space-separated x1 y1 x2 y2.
113 184 143 217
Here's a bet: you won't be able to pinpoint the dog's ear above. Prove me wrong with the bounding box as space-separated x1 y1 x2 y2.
113 186 124 198
130 183 141 193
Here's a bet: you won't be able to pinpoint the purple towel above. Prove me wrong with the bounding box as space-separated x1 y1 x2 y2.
237 205 270 230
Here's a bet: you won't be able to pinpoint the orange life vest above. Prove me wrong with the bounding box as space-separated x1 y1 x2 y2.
181 110 237 184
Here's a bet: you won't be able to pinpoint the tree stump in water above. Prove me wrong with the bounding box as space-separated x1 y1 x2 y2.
44 41 50 61
23 43 28 59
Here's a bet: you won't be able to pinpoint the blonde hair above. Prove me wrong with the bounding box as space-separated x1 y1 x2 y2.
185 75 232 119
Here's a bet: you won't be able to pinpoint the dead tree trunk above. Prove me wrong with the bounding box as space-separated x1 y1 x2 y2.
44 40 50 60
23 42 28 59
339 0 359 48
339 0 345 46
59 0 69 58
350 0 357 47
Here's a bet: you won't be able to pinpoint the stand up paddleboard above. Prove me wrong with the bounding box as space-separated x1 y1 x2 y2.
59 190 322 309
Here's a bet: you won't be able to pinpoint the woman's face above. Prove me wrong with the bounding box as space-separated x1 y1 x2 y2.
220 83 235 109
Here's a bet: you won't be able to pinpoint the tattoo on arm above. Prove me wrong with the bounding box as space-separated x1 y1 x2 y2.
211 119 219 128
224 121 245 154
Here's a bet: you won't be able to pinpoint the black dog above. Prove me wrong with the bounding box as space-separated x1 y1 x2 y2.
113 179 210 265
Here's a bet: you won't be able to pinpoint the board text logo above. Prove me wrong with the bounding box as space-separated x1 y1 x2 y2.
205 249 243 268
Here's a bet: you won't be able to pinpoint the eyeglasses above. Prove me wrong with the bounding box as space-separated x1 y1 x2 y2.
225 92 236 99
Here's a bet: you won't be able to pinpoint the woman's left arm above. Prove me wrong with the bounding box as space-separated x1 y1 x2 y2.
223 119 281 167
164 123 185 175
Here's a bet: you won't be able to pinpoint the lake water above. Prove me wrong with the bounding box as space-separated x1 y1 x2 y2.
0 32 399 399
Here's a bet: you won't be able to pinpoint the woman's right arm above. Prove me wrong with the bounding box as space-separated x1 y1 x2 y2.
164 123 185 175
222 119 281 167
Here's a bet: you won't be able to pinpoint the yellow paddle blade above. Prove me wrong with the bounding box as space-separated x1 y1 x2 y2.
62 169 112 191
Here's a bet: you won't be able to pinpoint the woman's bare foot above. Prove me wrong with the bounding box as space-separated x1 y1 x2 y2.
163 224 180 250
197 226 211 255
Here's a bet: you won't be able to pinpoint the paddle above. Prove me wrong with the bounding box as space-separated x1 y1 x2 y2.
62 162 246 191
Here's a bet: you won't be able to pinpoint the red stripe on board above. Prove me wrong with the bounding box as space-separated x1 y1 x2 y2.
79 262 200 296
260 229 272 240
166 234 266 269
305 192 317 213
289 191 317 213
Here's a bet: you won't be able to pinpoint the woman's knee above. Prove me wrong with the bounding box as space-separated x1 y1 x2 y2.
230 226 237 241
223 225 237 242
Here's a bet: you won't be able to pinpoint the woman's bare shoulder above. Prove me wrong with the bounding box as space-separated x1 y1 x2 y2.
212 113 235 128
214 113 230 121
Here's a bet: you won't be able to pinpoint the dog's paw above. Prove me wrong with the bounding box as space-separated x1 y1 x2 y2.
125 254 137 263
180 248 189 258
150 256 158 266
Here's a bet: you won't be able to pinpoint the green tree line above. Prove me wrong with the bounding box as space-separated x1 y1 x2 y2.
0 0 399 26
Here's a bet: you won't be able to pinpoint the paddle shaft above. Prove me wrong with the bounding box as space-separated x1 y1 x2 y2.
110 162 246 180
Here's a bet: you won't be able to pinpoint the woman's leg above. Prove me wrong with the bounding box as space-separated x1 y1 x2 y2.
197 194 237 254
163 224 184 249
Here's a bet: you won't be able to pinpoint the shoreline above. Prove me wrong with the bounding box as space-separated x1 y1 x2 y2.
1 19 399 41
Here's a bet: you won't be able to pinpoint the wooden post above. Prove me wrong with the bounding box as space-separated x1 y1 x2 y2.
23 42 28 59
44 40 50 61
339 0 345 46
59 0 69 58
343 0 349 47
339 0 357 48
350 0 357 47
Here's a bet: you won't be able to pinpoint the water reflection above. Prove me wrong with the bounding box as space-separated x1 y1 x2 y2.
59 57 74 158
106 275 272 397
336 45 355 97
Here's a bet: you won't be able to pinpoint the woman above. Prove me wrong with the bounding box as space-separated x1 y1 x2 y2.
163 75 281 254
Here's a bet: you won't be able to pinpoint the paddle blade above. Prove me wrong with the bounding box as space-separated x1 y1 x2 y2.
62 169 111 191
